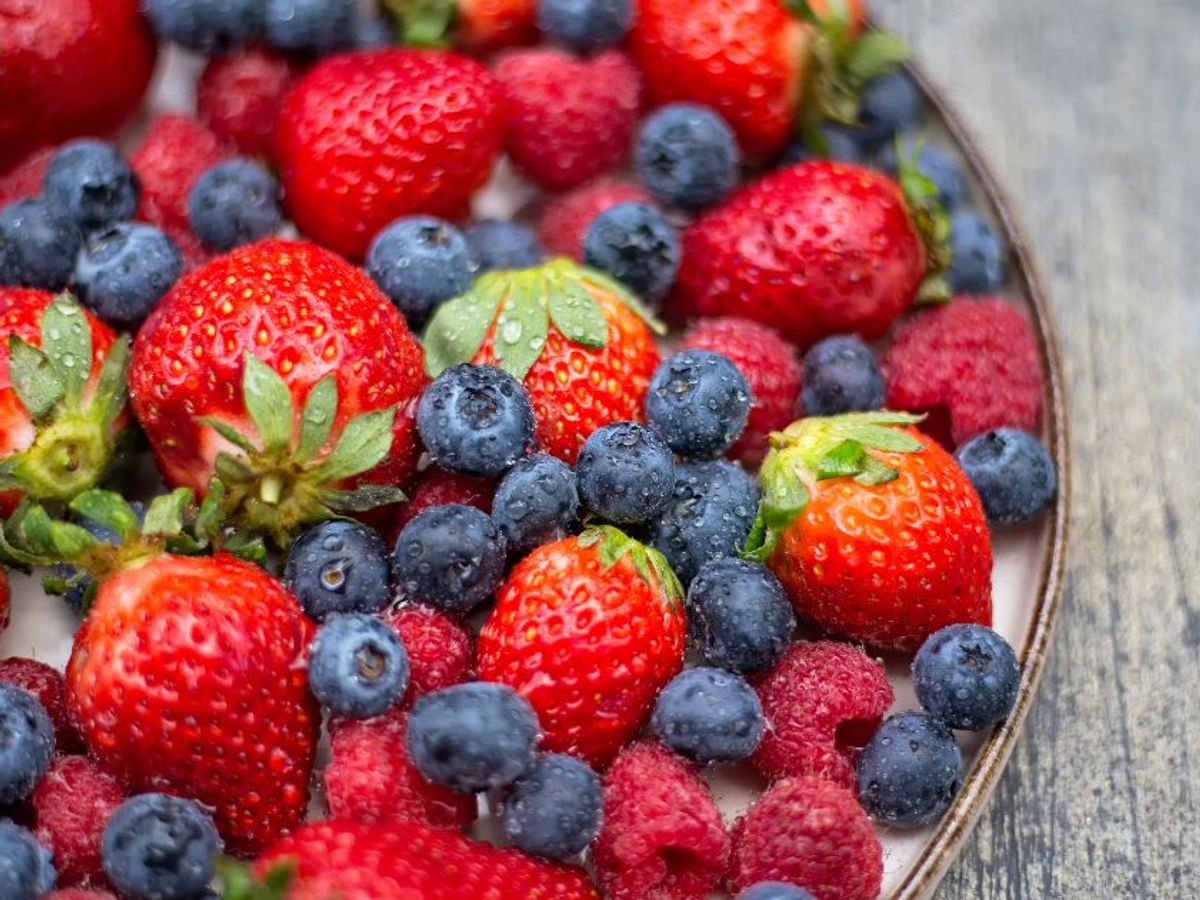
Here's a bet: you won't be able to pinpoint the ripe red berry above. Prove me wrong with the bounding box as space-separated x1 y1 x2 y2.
0 146 56 209
383 604 474 701
197 47 298 161
33 756 126 888
0 657 81 754
536 177 651 261
387 467 496 545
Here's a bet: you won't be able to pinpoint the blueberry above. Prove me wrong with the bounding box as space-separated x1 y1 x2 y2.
464 220 544 273
857 71 922 151
644 460 759 586
576 422 675 525
264 0 357 52
856 711 961 828
367 217 477 325
492 453 580 554
783 123 869 166
501 753 602 860
142 0 266 53
878 140 968 210
392 504 507 613
583 202 680 303
308 613 410 718
647 350 751 460
54 502 146 615
102 793 221 899
407 681 539 793
634 104 740 212
686 558 795 674
188 159 282 251
418 364 535 478
800 336 885 416
0 821 55 900
73 223 183 329
42 140 140 232
284 520 392 622
352 11 394 48
737 883 817 900
0 199 82 290
914 624 1019 731
0 685 54 805
948 210 1006 293
537 0 632 53
955 428 1057 525
651 667 764 764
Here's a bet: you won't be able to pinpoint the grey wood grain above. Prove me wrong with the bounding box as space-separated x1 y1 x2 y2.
872 1 1200 896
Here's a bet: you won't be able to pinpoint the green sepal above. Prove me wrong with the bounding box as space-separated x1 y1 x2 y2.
221 530 268 565
142 488 194 537
312 405 398 484
7 337 65 421
296 375 337 463
423 275 507 378
892 137 953 301
817 439 868 479
578 525 684 604
242 353 296 455
844 31 912 84
91 336 132 431
382 0 456 46
577 267 667 336
69 489 140 541
194 479 226 543
321 483 407 513
199 417 257 455
40 293 92 405
216 857 295 900
18 505 100 560
493 281 549 380
548 279 609 349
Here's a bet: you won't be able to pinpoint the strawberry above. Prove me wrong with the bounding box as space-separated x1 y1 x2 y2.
456 0 538 52
493 49 641 192
672 161 948 348
478 527 686 766
423 259 661 463
0 289 130 516
746 411 992 652
196 47 299 161
0 0 156 171
0 146 56 209
535 177 652 262
129 240 426 546
275 49 504 261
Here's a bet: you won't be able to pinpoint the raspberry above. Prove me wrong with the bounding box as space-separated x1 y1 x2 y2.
881 296 1044 447
680 317 802 466
0 657 81 753
0 146 56 208
382 604 474 702
43 892 117 900
536 177 651 261
324 709 476 829
197 47 297 160
32 756 126 888
751 641 893 789
728 777 883 900
386 467 496 545
593 740 729 900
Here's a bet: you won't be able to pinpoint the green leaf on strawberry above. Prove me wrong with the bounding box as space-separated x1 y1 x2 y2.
890 138 954 303
578 524 684 603
216 858 295 900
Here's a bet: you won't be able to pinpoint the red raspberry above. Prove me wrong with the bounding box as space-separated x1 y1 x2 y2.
881 296 1045 447
33 756 126 888
728 776 883 900
593 741 729 900
536 177 651 261
494 50 641 192
0 657 81 753
680 317 802 466
0 145 56 208
751 641 892 789
325 709 476 829
43 892 117 900
383 604 474 701
387 467 496 544
197 47 298 161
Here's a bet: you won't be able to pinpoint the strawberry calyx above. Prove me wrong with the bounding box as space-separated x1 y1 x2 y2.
742 411 925 562
217 858 295 900
423 258 666 381
381 0 457 46
891 138 954 303
0 293 130 506
578 524 684 604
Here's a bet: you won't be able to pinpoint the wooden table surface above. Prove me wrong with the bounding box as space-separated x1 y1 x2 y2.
873 1 1200 896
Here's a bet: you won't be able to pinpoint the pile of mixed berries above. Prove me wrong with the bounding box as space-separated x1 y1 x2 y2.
0 0 1059 897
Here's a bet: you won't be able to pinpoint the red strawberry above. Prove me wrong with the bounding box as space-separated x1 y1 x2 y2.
0 0 156 171
382 603 474 700
0 657 81 752
423 259 661 463
494 49 641 192
387 466 496 544
749 412 992 652
275 49 504 261
197 47 299 161
0 289 129 516
456 0 538 52
33 756 126 888
673 161 945 348
478 527 686 767
129 240 426 545
535 177 651 262
0 145 56 208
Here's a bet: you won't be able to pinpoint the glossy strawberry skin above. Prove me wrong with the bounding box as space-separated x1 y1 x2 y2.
673 162 927 349
129 240 426 496
66 553 319 856
275 49 504 261
197 47 298 161
457 0 537 52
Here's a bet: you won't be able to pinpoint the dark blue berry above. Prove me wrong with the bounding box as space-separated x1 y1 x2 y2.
283 520 392 622
417 364 536 478
0 685 54 805
644 460 759 586
392 504 507 613
187 158 281 251
634 104 740 212
141 0 265 53
800 336 885 416
367 217 477 325
492 453 580 554
43 140 139 232
737 883 817 900
856 711 961 828
686 557 795 674
914 624 1019 731
0 821 55 900
0 199 82 290
464 220 544 273
647 350 751 460
407 681 539 793
576 422 675 525
352 12 394 48
783 123 869 166
264 0 356 53
948 210 1006 293
54 502 146 615
955 428 1057 525
857 71 922 151
651 667 764 764
501 753 602 860
878 140 968 210
102 793 221 900
73 223 183 329
536 0 632 53
583 202 680 303
308 613 410 718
